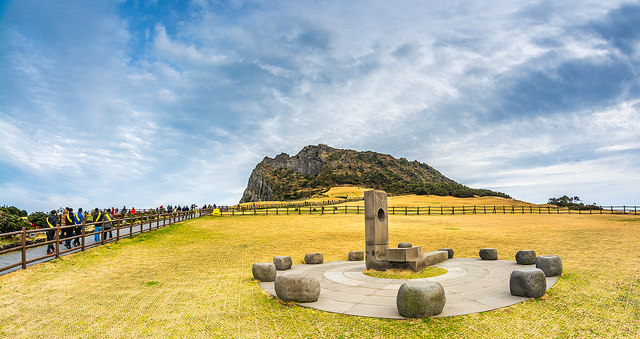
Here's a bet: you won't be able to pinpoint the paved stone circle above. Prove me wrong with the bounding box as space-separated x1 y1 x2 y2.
258 258 558 319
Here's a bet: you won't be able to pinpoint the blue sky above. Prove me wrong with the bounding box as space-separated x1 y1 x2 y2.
1 0 639 212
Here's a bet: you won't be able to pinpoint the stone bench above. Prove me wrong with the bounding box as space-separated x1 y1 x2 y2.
536 255 562 276
304 252 323 264
273 256 292 270
275 275 321 302
252 263 276 282
396 281 446 317
479 248 498 260
510 268 546 298
515 250 537 265
348 250 364 261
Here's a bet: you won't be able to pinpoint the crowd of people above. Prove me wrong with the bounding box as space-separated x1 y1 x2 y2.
43 204 214 255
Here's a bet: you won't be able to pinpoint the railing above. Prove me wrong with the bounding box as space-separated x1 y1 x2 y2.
217 205 639 216
232 196 364 210
0 208 212 275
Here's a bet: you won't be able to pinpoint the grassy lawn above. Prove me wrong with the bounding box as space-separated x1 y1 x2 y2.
0 214 638 337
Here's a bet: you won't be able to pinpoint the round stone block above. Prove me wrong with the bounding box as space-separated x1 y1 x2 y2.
516 250 537 265
304 252 324 264
274 275 321 302
252 263 276 282
536 255 562 277
479 248 498 260
273 256 292 270
348 250 364 261
510 268 547 298
396 281 446 318
398 242 412 248
438 248 454 259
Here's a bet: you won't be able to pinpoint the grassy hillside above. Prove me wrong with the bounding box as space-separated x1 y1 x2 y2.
1 214 638 337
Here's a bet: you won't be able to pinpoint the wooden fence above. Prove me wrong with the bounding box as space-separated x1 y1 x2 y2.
219 205 639 216
0 208 212 275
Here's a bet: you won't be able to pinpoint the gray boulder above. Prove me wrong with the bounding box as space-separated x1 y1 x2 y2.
479 248 498 260
252 263 276 282
304 252 323 264
398 242 412 248
515 250 537 265
510 268 547 298
273 256 292 270
274 275 321 302
396 281 446 318
438 248 454 259
536 255 562 276
348 251 364 261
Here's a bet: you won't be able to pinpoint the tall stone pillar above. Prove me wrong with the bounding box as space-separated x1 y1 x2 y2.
365 190 389 271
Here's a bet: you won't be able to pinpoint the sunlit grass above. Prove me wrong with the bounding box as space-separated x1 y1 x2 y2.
0 214 638 337
363 267 448 279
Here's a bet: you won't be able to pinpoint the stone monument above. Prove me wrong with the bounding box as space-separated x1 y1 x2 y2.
365 190 390 271
365 190 448 272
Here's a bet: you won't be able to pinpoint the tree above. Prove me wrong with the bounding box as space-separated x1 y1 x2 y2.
28 212 48 229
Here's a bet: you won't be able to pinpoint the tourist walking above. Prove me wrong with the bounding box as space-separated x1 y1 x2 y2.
73 208 83 247
103 210 113 240
46 210 57 254
92 208 103 242
62 208 75 249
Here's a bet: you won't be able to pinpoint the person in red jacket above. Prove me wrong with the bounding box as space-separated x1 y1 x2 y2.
131 207 136 215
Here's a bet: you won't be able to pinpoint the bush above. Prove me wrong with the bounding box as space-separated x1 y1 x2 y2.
0 212 30 234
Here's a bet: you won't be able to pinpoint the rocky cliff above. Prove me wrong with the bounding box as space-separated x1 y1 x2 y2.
239 144 509 203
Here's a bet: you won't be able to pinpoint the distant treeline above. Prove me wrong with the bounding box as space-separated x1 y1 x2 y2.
547 195 601 210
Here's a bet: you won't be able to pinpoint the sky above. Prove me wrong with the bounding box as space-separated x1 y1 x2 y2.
1 0 639 212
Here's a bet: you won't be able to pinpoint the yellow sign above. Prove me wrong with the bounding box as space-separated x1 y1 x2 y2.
211 209 221 216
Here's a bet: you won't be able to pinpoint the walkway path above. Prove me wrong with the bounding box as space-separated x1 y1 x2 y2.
1 221 154 276
259 258 558 319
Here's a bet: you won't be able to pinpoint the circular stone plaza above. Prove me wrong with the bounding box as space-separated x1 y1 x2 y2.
259 258 558 319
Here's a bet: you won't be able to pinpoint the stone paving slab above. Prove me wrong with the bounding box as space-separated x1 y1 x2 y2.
258 258 558 319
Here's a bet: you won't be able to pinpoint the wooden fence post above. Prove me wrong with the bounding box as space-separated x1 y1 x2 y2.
21 227 26 270
55 224 60 259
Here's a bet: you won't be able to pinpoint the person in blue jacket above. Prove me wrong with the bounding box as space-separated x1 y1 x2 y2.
72 208 83 247
92 208 102 242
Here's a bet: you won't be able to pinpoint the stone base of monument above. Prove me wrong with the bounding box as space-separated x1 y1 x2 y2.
387 248 449 272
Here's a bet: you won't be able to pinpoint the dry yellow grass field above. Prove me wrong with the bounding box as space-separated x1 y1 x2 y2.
0 213 638 337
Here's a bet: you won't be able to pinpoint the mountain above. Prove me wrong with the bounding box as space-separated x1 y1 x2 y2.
239 144 510 203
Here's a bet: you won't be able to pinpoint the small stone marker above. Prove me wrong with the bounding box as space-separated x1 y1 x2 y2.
348 251 364 261
438 248 454 259
304 252 323 264
479 248 498 260
274 275 321 302
515 250 537 265
510 268 547 298
398 242 412 248
273 256 292 270
396 281 446 318
536 255 563 276
252 263 276 282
